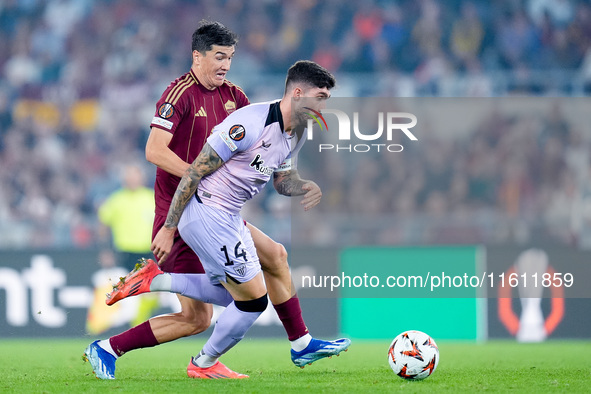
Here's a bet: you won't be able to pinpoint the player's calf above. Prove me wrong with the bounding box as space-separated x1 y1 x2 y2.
191 294 268 373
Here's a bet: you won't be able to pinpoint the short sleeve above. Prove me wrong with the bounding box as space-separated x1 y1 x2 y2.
207 115 259 162
149 84 190 133
276 133 306 172
277 155 294 172
235 87 250 109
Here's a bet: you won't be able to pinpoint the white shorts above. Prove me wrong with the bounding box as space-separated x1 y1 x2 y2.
178 196 261 285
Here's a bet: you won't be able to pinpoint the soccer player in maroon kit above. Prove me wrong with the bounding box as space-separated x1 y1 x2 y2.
84 21 349 380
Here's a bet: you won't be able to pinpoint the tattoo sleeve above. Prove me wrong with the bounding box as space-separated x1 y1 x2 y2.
273 169 307 196
164 143 223 228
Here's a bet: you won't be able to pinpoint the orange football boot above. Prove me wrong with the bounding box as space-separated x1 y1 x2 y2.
106 258 162 306
187 357 249 379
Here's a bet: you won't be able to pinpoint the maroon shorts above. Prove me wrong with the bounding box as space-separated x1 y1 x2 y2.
152 213 205 274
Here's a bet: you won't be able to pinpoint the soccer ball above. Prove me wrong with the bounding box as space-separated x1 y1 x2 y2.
387 330 439 380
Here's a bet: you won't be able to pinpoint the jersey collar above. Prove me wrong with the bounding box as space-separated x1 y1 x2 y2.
265 101 285 132
190 69 219 95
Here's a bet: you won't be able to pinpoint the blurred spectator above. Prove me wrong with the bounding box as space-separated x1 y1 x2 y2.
98 164 154 271
412 0 444 59
496 9 539 69
450 1 485 69
527 0 573 28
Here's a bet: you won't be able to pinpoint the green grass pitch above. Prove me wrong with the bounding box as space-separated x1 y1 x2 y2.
1 338 590 392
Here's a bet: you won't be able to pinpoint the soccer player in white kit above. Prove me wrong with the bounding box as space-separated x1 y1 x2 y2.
146 60 349 377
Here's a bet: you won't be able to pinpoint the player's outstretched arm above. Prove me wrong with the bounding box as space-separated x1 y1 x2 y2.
273 169 322 211
152 143 223 262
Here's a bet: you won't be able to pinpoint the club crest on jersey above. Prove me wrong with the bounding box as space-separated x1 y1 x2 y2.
250 154 273 176
225 100 236 113
233 263 246 277
158 103 174 119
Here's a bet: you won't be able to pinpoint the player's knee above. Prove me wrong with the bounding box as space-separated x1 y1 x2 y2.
275 242 288 264
189 317 211 336
262 242 288 271
235 294 269 313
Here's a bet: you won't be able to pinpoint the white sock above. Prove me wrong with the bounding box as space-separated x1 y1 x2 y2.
149 273 171 291
194 350 218 368
290 333 312 352
98 339 118 359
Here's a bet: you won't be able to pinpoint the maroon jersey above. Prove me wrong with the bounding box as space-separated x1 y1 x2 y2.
150 69 249 216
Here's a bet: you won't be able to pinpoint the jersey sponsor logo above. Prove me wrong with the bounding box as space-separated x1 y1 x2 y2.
229 124 245 141
250 154 274 176
224 100 236 113
220 131 238 151
152 116 174 130
195 106 207 117
158 102 175 119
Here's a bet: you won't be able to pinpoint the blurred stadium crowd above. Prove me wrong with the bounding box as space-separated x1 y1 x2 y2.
1 0 591 249
290 99 591 249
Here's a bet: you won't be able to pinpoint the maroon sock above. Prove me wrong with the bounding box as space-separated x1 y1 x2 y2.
273 295 309 341
109 321 159 357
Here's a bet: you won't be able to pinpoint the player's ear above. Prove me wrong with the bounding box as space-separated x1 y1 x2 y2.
293 87 303 98
192 50 202 66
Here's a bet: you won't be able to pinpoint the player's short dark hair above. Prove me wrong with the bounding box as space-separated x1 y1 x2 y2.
192 20 238 53
285 60 336 93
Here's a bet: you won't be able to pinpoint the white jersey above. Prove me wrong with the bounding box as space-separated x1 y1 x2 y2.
198 100 305 214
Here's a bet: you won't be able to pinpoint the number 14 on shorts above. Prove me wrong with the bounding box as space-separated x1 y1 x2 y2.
220 241 248 266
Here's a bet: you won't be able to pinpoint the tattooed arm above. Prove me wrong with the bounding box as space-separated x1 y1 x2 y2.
163 143 223 228
273 169 307 196
152 143 223 262
273 169 322 211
